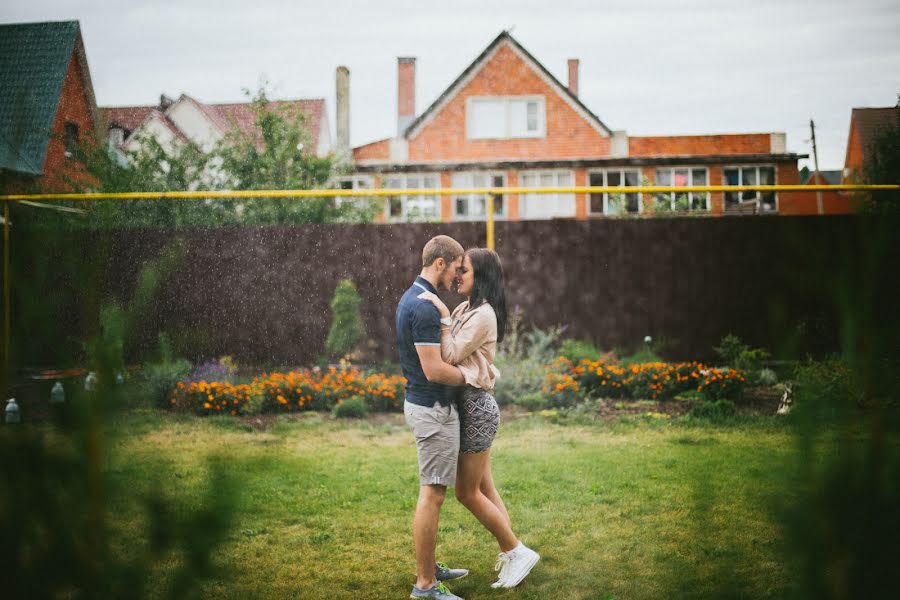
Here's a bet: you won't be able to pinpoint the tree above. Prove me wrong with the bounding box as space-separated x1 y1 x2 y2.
324 279 365 360
214 86 378 224
64 83 379 228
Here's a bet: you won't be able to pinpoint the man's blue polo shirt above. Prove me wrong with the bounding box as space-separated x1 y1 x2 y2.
396 276 453 407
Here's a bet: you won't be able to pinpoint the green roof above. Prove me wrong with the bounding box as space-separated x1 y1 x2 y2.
0 20 79 176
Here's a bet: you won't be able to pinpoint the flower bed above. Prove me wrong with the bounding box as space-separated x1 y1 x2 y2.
554 358 746 402
169 381 255 416
168 366 405 416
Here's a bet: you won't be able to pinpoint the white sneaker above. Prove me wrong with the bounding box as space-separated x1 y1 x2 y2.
497 543 540 588
490 551 511 588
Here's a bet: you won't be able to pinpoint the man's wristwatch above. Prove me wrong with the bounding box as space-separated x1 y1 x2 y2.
440 317 452 327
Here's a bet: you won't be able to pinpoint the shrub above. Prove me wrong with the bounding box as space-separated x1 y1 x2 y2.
141 358 192 408
494 313 564 406
572 358 630 399
696 367 747 401
541 362 584 408
559 339 602 363
757 367 778 386
515 392 547 411
689 398 737 420
713 334 771 373
620 347 663 365
332 396 369 419
185 356 238 384
325 279 365 360
792 358 862 418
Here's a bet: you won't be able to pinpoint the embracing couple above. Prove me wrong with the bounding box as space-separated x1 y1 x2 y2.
396 235 539 600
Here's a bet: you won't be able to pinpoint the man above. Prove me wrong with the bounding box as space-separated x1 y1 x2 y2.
396 235 469 600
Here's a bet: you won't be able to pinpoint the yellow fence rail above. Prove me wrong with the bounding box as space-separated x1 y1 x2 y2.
1 184 898 201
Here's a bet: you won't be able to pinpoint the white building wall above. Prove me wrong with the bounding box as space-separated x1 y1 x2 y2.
166 99 223 152
124 114 179 154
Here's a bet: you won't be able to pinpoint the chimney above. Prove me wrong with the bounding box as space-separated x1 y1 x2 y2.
159 94 175 111
567 59 579 96
397 57 416 136
335 66 350 161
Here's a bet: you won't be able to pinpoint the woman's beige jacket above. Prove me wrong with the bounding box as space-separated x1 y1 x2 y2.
441 300 500 390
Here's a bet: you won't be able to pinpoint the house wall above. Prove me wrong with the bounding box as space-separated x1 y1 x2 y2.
349 39 804 222
40 51 96 191
842 115 864 182
408 43 611 162
354 139 391 162
167 99 222 152
779 172 853 215
124 114 180 154
629 134 773 157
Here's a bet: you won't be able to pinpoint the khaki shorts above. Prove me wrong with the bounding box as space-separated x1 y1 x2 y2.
404 400 460 487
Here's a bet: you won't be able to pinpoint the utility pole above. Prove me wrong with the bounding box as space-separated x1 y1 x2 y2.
810 119 824 215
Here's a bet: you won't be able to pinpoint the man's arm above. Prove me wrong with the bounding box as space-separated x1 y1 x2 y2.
415 345 466 386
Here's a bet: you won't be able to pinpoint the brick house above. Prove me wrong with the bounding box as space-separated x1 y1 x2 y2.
0 20 102 193
787 105 899 215
103 94 331 160
787 170 851 215
841 105 899 184
343 31 810 221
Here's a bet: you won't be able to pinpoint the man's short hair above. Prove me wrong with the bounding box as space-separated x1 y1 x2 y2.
422 235 464 268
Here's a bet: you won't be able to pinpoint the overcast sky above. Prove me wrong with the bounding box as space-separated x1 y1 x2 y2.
4 0 899 170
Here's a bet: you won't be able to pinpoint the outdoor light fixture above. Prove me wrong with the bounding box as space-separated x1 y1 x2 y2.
644 335 652 345
84 371 97 392
50 381 65 405
115 372 124 385
5 398 21 424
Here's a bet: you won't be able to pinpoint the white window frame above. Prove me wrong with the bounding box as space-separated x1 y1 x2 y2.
587 169 643 216
332 175 374 209
654 167 710 212
383 173 441 222
466 96 547 140
519 169 576 220
723 165 778 213
451 172 507 221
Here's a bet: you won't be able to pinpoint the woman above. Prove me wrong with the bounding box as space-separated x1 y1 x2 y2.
418 248 539 589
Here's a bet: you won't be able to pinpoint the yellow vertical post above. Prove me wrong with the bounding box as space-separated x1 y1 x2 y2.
486 193 495 250
3 202 9 372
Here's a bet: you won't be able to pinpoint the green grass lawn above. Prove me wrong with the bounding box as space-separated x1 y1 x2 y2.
105 411 804 599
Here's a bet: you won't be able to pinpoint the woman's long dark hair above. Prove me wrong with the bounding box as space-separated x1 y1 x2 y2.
466 248 508 342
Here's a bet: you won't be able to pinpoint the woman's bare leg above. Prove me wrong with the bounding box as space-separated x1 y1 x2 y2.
479 450 511 528
455 450 518 551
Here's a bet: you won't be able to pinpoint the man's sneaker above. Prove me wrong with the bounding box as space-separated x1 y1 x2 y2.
435 561 469 581
410 581 464 600
496 542 540 588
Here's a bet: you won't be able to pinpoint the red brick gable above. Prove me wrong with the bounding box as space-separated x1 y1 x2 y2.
353 138 391 162
843 106 898 178
40 51 96 191
407 41 611 162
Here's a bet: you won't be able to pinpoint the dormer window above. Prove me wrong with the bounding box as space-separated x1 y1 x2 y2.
466 96 545 139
